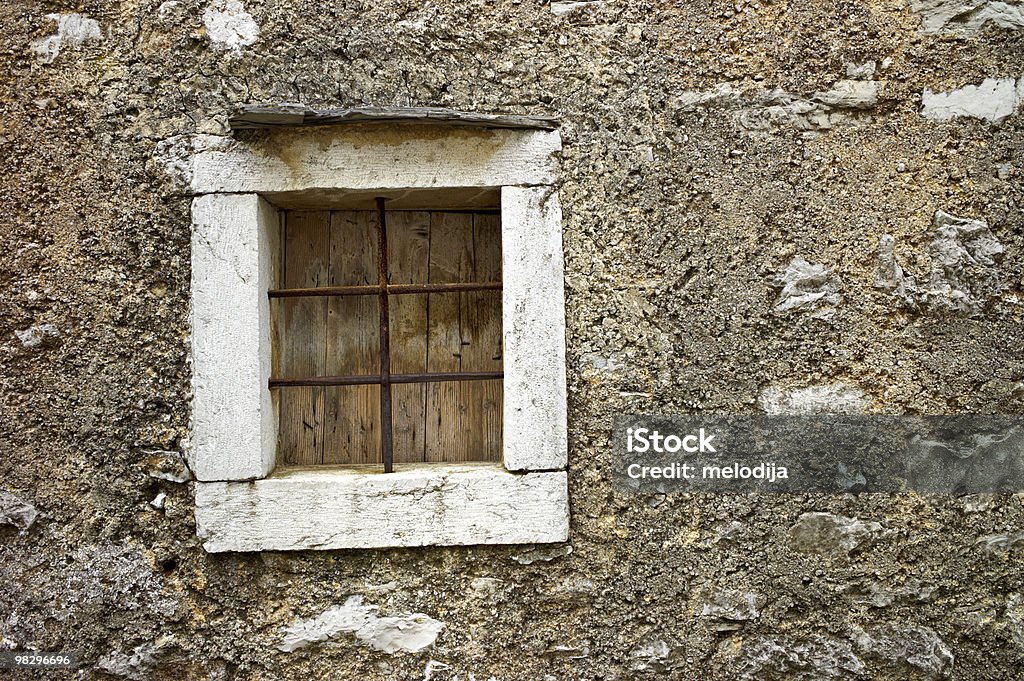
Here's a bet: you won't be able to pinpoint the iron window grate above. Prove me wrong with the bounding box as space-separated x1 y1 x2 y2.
268 198 503 473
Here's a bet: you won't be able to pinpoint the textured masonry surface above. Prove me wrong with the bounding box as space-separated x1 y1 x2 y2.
2 0 1024 679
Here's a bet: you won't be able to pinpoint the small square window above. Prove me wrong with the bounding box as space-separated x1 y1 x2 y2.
189 109 568 551
270 195 504 470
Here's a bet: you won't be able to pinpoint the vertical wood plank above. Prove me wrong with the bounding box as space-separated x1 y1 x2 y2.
463 213 503 462
277 211 330 465
323 211 381 465
388 212 430 464
425 212 474 462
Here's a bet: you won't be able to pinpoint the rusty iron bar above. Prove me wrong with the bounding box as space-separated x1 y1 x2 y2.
268 281 502 298
375 197 395 473
269 370 505 388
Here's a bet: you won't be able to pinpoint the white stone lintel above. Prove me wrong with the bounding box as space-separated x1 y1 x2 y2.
195 465 569 551
191 126 560 194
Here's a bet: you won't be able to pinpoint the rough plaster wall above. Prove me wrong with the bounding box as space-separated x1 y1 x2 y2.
0 0 1023 679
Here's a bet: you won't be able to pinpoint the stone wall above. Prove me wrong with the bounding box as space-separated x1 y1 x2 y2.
1 0 1023 678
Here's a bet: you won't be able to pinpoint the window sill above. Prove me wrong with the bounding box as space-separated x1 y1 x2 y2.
194 464 568 552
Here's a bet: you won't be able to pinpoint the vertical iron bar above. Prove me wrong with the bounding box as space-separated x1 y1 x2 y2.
376 198 394 473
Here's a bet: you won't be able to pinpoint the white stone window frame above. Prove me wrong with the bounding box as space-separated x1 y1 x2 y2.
188 122 568 552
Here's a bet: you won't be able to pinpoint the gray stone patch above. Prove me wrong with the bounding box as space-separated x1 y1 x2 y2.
873 234 919 308
770 257 842 318
97 636 179 681
141 449 193 483
673 81 882 135
203 0 260 52
813 80 880 110
974 532 1024 553
789 512 883 554
673 83 741 111
759 384 868 415
852 623 954 678
925 210 1004 314
582 354 624 371
874 210 1004 315
157 1 185 23
849 579 937 608
542 643 590 658
628 639 675 672
1006 593 1024 648
729 635 865 680
59 543 177 619
467 577 505 598
961 493 996 512
845 61 877 79
0 490 37 534
15 323 60 348
510 543 573 565
701 590 760 631
712 520 749 543
278 596 444 653
911 0 1024 35
30 13 102 64
921 77 1023 124
550 1 604 15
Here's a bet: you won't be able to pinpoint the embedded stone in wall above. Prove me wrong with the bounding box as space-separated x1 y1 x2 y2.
30 13 102 64
141 449 193 483
873 234 918 309
770 257 842 318
759 383 868 415
850 579 937 608
923 210 1004 315
628 640 676 672
701 591 760 631
851 624 954 678
789 512 883 554
673 80 882 134
813 80 880 110
14 323 60 349
730 635 865 680
202 0 260 52
278 596 444 654
0 490 37 534
97 637 179 681
550 1 604 15
974 532 1024 554
582 354 624 372
1007 594 1024 648
921 77 1023 124
911 0 1024 35
874 211 1005 315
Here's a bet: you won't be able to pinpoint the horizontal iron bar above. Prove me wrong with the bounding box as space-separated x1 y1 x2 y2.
269 282 502 298
270 371 504 388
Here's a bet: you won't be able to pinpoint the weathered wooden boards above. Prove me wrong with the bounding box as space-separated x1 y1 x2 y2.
324 212 381 466
424 212 503 463
274 209 502 466
276 211 329 466
388 212 430 465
